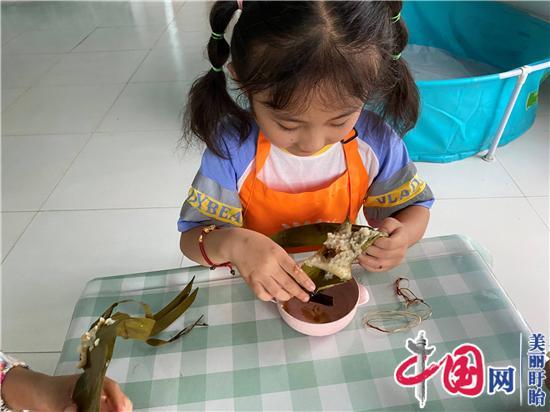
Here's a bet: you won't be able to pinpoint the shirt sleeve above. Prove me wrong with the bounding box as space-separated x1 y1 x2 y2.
178 146 244 233
362 116 434 223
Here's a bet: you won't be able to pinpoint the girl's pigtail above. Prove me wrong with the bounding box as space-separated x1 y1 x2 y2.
184 1 251 158
383 1 419 135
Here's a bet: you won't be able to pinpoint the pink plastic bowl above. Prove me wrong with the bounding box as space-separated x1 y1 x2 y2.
275 278 369 336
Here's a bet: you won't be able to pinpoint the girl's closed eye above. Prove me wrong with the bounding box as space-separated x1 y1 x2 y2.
330 121 348 128
278 123 300 132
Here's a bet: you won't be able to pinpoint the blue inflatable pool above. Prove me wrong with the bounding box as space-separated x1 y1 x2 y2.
402 1 550 163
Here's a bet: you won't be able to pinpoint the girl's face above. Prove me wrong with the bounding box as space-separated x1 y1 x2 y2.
251 91 363 157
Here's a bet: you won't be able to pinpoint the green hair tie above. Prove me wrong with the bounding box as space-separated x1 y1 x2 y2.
211 32 224 40
392 52 402 60
211 65 224 72
391 12 401 23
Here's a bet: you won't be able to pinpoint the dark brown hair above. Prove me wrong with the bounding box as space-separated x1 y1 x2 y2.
184 1 419 158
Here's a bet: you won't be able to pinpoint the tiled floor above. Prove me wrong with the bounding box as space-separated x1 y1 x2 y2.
1 1 549 376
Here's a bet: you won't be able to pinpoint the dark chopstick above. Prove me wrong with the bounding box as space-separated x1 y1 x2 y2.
308 292 334 306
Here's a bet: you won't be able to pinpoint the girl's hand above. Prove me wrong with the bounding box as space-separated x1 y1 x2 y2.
230 230 316 302
42 374 132 412
2 366 132 412
358 217 409 272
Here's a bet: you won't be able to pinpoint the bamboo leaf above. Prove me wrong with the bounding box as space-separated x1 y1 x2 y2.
271 222 387 293
150 287 199 336
152 276 195 321
270 223 341 248
73 277 203 411
94 300 154 327
146 315 206 346
116 317 156 340
72 323 118 411
301 264 345 292
270 222 376 249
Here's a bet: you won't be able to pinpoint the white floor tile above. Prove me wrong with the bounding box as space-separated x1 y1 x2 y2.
2 84 125 135
2 208 183 352
496 114 550 197
2 26 26 46
1 1 95 32
0 1 182 34
83 1 181 27
425 197 549 336
416 155 523 199
154 26 210 50
527 196 549 229
1 88 26 111
172 1 212 32
44 131 202 210
1 134 90 211
2 53 62 89
97 82 190 132
131 46 209 82
1 212 36 261
3 28 94 54
73 25 167 52
38 50 147 86
4 352 61 375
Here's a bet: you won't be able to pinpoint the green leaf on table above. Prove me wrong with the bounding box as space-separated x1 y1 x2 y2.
72 277 203 411
150 277 197 336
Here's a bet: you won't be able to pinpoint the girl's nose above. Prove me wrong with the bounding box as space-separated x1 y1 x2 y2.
297 133 329 154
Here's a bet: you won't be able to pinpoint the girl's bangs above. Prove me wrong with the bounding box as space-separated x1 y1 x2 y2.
242 45 381 115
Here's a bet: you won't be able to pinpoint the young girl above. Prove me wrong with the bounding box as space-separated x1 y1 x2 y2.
178 1 434 304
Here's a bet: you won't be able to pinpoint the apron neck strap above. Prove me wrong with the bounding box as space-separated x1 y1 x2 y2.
256 131 271 173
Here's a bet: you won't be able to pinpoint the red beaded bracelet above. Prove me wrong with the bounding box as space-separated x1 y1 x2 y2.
198 225 236 275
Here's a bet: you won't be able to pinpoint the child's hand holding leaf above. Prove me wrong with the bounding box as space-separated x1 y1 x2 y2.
230 229 315 302
358 217 409 272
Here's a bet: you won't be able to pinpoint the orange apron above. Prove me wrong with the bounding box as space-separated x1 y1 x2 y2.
239 128 369 243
